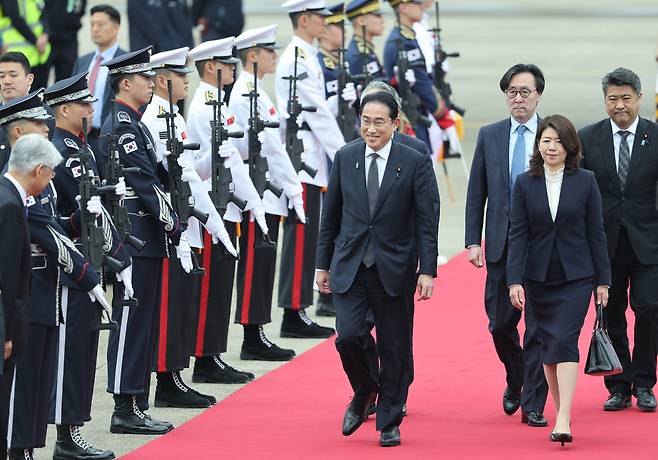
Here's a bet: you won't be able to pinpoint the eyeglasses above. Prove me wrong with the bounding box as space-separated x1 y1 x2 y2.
360 117 391 128
504 88 536 99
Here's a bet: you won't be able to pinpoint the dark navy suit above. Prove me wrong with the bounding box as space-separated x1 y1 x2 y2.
465 118 548 413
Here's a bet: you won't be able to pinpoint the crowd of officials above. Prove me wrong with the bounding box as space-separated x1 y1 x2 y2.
0 0 655 457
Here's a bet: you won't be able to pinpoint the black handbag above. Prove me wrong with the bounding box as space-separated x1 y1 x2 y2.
585 303 623 377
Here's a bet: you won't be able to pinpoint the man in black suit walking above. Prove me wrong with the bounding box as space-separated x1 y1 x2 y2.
580 67 658 413
0 133 63 459
316 91 438 447
465 64 549 426
72 4 125 155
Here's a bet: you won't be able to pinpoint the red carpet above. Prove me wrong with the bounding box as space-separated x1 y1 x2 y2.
122 253 658 459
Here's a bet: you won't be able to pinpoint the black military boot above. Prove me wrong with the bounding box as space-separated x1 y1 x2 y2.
241 325 296 361
53 425 115 459
281 309 335 338
193 355 254 384
8 448 34 460
110 395 173 435
315 292 336 317
154 371 212 408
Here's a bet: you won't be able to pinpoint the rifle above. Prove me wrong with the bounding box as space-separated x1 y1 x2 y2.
206 68 247 224
244 62 281 247
335 17 358 141
76 117 125 330
159 80 209 275
394 13 431 129
283 46 318 179
102 99 146 253
430 1 465 116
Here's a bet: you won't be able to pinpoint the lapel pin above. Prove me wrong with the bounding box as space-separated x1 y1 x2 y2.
356 162 359 169
396 166 401 178
641 133 649 147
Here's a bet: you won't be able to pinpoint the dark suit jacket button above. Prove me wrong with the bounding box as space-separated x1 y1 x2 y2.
621 196 625 201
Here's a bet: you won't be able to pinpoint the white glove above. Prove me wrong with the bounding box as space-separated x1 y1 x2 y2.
177 156 196 183
116 265 134 299
249 205 269 235
175 237 193 273
205 214 238 257
218 141 237 158
341 82 357 107
88 284 110 313
86 195 102 216
114 177 126 198
404 69 416 86
288 193 306 223
257 130 266 145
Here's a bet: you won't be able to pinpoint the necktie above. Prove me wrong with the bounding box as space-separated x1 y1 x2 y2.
88 54 103 95
363 152 379 267
510 124 527 192
617 130 631 188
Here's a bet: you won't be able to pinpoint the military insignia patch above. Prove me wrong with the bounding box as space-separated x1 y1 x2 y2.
323 56 336 70
159 106 166 116
297 48 306 60
64 138 79 150
269 106 276 116
118 133 136 144
26 196 36 207
123 141 138 154
226 115 235 125
401 27 415 40
366 61 379 74
205 91 215 102
247 82 255 92
326 80 338 93
117 111 131 123
65 157 82 178
407 49 422 62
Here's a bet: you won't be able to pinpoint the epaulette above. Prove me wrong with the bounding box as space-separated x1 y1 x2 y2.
117 111 131 123
246 81 255 93
323 55 336 70
297 47 307 60
64 138 79 150
205 90 215 102
158 105 166 116
400 25 415 40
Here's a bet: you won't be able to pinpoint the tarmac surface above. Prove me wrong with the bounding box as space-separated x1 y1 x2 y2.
35 0 658 457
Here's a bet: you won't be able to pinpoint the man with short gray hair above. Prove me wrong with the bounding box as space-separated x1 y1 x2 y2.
580 67 658 413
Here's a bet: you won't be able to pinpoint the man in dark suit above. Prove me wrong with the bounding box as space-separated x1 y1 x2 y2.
465 63 549 426
72 4 125 154
316 91 438 447
0 133 63 459
580 67 658 413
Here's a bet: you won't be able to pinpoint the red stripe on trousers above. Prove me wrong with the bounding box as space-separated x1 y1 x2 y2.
240 220 256 324
291 184 306 310
195 231 213 357
157 258 170 372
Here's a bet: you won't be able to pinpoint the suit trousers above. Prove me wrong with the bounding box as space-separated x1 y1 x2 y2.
193 225 238 358
235 213 280 325
0 357 16 459
49 287 100 426
605 228 658 394
334 263 412 431
8 323 56 449
278 184 321 310
485 247 548 412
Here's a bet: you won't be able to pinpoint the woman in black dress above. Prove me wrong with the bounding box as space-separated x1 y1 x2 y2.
507 115 611 446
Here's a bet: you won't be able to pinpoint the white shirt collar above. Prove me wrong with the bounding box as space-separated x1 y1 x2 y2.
292 35 318 59
610 116 639 136
365 137 393 160
95 42 119 61
4 172 28 206
510 112 538 134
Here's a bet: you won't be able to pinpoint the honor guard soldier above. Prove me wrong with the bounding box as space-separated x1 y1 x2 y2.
186 37 267 381
142 46 238 404
99 47 186 435
276 0 354 337
345 0 387 86
383 0 454 152
229 25 306 360
0 93 110 460
45 73 138 459
318 4 342 100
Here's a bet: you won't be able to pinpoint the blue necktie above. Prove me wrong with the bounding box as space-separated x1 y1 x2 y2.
510 124 527 191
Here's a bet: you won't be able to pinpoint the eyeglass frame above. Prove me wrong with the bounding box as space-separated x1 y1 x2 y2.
504 88 537 99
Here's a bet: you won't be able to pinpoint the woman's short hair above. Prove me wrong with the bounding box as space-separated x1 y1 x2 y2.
359 91 399 120
528 114 582 176
8 134 63 174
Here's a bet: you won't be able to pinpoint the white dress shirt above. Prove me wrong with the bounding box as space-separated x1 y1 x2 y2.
4 172 28 206
544 164 564 222
509 113 538 174
364 138 392 187
88 42 119 129
610 116 638 170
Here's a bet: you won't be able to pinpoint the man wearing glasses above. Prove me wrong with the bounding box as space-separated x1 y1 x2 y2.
465 64 549 427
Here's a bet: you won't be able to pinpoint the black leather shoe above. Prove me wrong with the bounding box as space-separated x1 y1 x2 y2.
241 341 296 361
315 294 336 317
380 425 401 447
634 387 657 412
110 395 173 435
503 387 521 415
603 392 632 411
193 356 253 384
8 448 34 460
366 400 376 417
342 392 377 436
54 425 115 459
550 432 573 447
154 371 211 408
281 309 335 338
521 411 548 427
402 403 407 417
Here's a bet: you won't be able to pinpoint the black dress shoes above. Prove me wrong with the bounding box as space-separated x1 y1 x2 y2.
193 355 253 384
110 395 173 435
281 309 335 338
8 448 34 460
603 392 632 411
634 387 657 412
521 411 548 427
54 425 115 460
503 387 521 415
154 371 211 408
342 392 377 436
315 293 336 317
380 426 401 447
